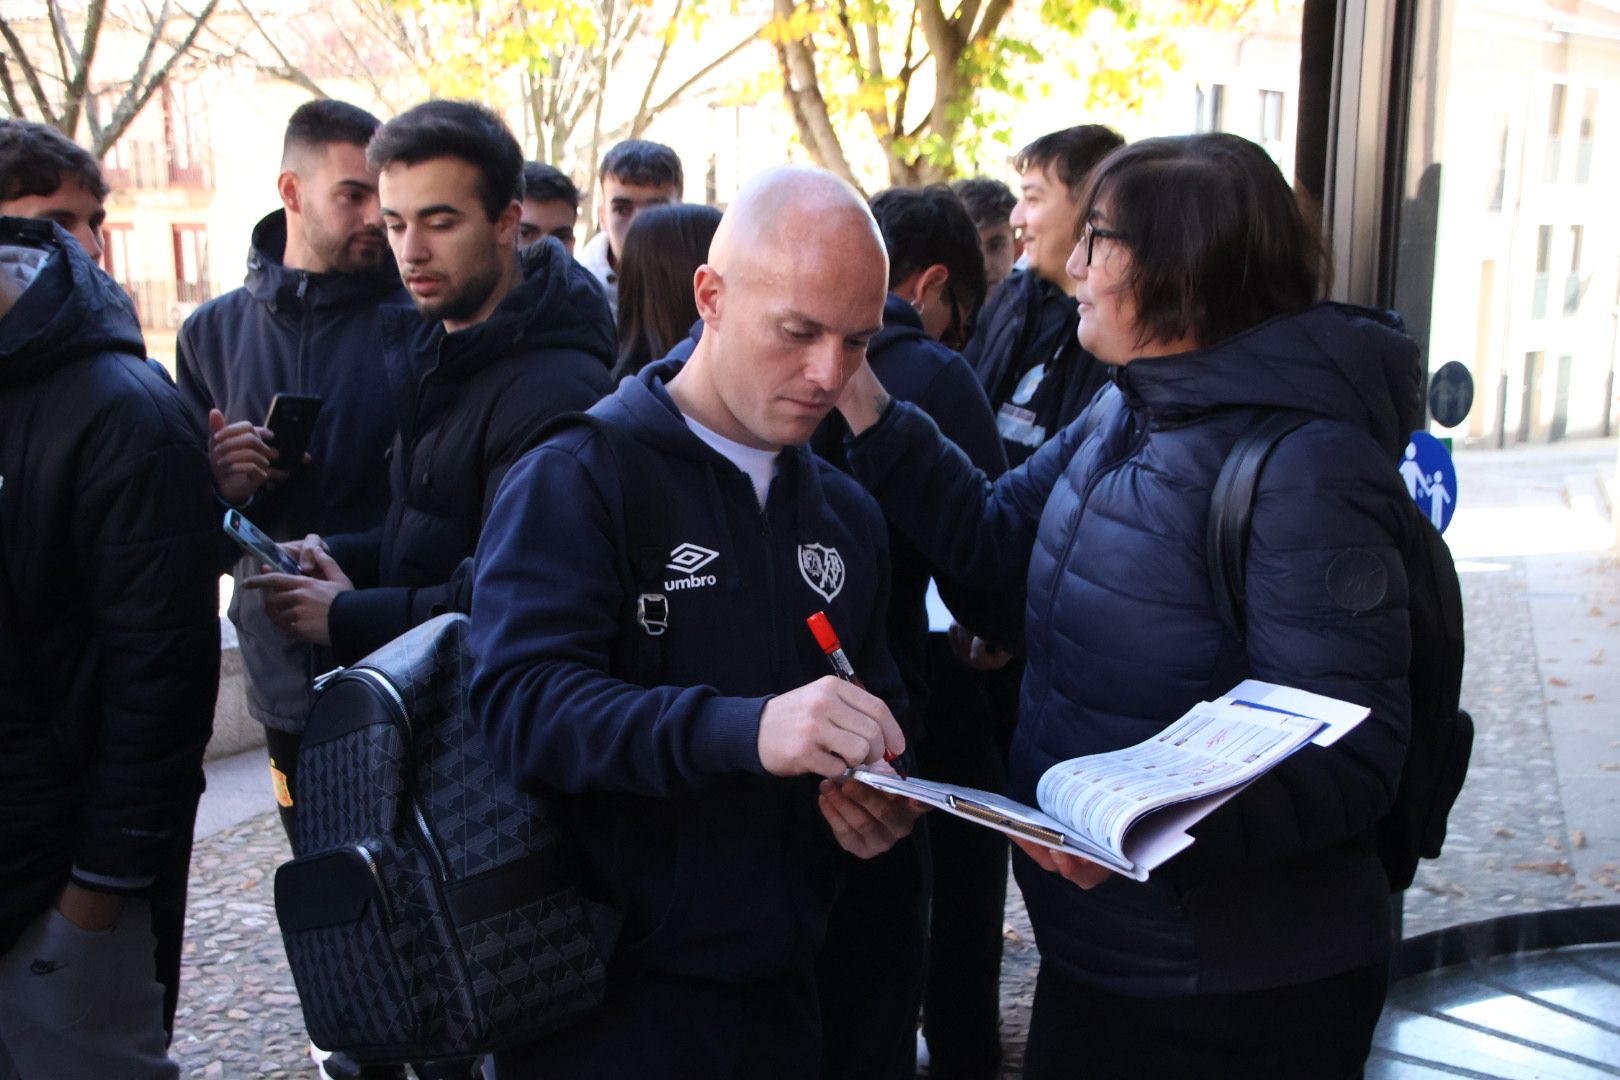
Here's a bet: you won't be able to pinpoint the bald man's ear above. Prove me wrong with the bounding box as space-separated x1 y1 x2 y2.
693 263 723 324
278 171 301 216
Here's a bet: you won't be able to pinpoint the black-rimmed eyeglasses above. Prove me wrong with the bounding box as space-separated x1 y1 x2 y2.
1079 222 1128 266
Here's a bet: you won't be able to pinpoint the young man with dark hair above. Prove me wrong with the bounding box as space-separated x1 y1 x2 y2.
811 184 1006 1080
176 98 404 850
0 217 218 1079
246 99 613 668
520 161 580 254
471 166 917 1078
964 123 1124 468
0 119 109 262
578 138 683 315
950 177 1019 295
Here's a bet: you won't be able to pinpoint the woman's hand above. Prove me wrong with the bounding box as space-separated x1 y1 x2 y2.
836 359 891 436
1012 837 1113 890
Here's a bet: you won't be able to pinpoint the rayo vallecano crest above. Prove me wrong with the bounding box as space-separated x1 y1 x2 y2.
798 543 846 603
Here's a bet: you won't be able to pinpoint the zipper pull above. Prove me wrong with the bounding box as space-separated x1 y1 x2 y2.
296 273 308 301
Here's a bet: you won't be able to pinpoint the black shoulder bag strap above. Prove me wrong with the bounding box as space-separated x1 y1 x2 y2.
1205 411 1314 641
525 412 673 688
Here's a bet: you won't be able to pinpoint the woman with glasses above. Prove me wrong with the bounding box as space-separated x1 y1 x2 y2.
833 133 1420 1077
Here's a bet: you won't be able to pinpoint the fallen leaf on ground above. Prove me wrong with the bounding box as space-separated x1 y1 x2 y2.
1513 859 1574 876
1549 676 1571 687
1573 831 1587 849
1602 763 1620 772
1588 607 1604 617
1581 694 1598 702
1545 836 1565 851
1492 825 1516 839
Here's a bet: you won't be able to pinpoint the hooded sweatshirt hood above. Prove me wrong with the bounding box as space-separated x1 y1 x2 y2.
0 217 145 388
382 233 615 391
243 209 401 314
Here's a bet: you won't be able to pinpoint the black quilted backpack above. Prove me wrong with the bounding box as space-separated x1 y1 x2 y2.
1207 411 1474 892
274 414 672 1062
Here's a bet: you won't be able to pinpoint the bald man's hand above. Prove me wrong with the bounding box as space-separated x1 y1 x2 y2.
757 676 905 779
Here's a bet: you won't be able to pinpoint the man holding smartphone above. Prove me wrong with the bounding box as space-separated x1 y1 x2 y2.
244 100 613 665
176 100 406 841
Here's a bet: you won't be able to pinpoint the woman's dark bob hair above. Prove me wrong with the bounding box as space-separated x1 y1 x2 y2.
612 202 723 379
1080 132 1325 350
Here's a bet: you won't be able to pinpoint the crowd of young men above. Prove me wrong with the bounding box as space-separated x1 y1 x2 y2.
0 101 1124 1079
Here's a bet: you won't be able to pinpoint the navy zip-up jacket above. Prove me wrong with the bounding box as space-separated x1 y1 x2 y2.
847 302 1421 996
672 300 1006 712
470 360 906 982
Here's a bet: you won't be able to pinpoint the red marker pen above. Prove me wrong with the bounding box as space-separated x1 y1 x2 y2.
806 610 907 779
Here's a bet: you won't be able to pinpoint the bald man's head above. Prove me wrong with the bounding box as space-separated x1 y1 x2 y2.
666 167 889 452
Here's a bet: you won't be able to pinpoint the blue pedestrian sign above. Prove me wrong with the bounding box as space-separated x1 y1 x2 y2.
1400 431 1457 533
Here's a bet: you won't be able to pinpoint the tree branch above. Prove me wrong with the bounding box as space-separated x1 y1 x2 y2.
0 16 58 123
0 55 26 119
771 0 860 191
615 23 764 143
97 0 223 156
62 0 108 135
630 0 686 138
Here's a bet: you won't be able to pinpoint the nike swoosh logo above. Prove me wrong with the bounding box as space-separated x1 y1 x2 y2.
29 959 64 975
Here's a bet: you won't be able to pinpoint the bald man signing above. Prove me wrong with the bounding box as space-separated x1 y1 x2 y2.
469 167 920 1076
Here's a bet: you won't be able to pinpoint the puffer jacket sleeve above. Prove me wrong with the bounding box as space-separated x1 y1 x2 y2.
69 365 220 892
479 354 613 527
1162 420 1412 884
844 394 1091 644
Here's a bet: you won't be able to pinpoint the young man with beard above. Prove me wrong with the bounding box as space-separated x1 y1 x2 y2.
177 100 404 840
246 100 613 667
469 166 917 1078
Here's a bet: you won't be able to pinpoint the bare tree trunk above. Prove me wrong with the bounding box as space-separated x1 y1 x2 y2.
771 0 861 190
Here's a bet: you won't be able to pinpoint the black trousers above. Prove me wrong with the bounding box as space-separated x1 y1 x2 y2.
1023 961 1389 1080
492 966 821 1079
817 831 931 1080
919 641 1021 1080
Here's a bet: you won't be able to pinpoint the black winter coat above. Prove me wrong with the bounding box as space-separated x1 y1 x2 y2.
963 270 1110 467
849 302 1422 996
326 238 614 663
0 219 219 953
177 210 406 731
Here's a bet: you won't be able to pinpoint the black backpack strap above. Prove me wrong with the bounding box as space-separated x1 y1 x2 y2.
526 411 672 687
1206 411 1315 641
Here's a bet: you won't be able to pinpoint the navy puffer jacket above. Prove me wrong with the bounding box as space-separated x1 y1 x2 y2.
847 302 1422 995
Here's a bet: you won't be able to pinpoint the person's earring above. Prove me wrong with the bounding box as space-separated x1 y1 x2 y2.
912 296 926 316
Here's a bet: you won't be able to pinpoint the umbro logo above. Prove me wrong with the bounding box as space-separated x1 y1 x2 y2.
666 543 719 574
29 958 64 976
665 542 719 591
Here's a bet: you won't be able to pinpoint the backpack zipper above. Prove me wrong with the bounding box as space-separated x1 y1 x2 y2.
348 667 451 882
353 842 393 925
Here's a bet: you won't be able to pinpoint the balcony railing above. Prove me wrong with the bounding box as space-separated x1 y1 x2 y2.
115 278 224 331
102 139 214 192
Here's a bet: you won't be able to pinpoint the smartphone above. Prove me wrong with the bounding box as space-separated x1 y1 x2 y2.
223 509 302 575
264 393 322 471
